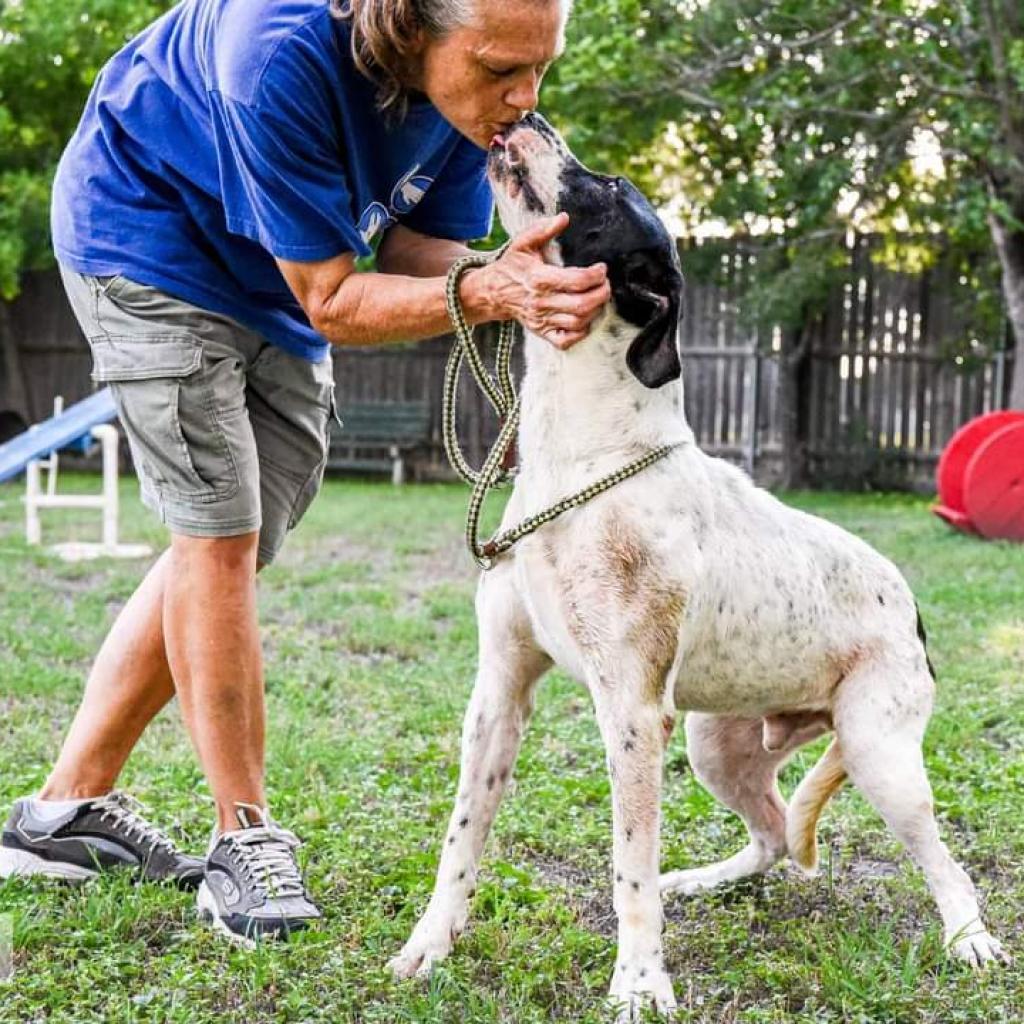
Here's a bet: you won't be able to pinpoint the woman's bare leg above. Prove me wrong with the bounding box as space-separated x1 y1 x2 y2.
40 535 269 833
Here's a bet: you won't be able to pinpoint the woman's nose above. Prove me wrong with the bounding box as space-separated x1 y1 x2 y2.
504 72 540 114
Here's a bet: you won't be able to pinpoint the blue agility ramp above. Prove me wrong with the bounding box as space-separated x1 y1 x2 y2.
0 387 117 484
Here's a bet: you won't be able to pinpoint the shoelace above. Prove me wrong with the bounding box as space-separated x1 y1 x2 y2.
93 792 177 855
221 826 306 900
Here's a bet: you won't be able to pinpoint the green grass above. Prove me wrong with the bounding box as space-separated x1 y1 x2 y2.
0 474 1021 1022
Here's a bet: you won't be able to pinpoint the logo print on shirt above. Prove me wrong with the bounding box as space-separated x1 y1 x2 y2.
390 166 434 214
356 165 435 244
357 202 395 245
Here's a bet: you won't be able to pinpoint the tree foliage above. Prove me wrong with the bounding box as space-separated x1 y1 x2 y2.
0 0 171 298
545 0 1024 403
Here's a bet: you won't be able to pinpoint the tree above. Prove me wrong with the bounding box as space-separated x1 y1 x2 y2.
0 0 170 298
546 0 1024 409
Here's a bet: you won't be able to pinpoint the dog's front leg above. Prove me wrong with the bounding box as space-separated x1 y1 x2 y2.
592 685 677 1021
389 571 550 979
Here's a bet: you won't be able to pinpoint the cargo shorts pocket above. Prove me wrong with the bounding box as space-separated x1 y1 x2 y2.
89 335 241 504
283 393 335 532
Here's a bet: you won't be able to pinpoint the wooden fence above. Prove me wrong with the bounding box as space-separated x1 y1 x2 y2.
0 235 1014 491
677 234 1013 488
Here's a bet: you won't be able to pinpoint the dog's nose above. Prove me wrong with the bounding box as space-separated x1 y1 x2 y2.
505 111 535 138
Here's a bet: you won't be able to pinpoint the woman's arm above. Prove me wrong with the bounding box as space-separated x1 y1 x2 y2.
375 224 474 277
276 213 610 350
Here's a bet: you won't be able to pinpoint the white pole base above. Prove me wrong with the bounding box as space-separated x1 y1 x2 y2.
49 541 152 563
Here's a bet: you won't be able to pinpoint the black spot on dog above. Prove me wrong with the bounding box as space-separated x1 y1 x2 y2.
486 774 495 790
878 593 885 606
616 872 623 882
530 115 558 144
623 739 635 752
519 177 544 215
448 836 456 845
625 828 633 842
459 816 469 828
458 870 466 881
631 881 640 891
916 603 936 679
639 968 647 978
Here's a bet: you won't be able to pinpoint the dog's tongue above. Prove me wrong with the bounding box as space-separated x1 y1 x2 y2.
490 133 507 149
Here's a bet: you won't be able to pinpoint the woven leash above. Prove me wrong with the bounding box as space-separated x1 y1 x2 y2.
443 251 683 570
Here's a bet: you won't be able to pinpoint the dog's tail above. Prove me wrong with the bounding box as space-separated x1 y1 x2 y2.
785 738 847 873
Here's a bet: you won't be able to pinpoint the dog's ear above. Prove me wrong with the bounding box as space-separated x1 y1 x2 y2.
613 250 683 389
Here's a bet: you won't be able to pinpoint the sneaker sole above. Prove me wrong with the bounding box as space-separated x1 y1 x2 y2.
196 880 258 949
196 881 319 947
0 846 98 882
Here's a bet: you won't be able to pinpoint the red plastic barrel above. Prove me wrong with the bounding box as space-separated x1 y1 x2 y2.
963 422 1024 540
933 411 1024 541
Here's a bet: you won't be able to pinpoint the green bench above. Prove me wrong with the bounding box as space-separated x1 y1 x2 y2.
327 400 432 484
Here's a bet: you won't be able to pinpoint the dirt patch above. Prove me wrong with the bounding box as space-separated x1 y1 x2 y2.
517 851 616 937
401 531 477 594
277 532 393 580
526 852 597 891
844 857 902 881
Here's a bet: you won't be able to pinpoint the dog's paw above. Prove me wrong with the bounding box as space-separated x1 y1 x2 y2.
658 866 719 897
607 961 677 1021
949 930 1010 968
387 916 461 980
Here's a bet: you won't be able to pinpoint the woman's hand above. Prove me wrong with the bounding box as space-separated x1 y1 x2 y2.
475 213 611 349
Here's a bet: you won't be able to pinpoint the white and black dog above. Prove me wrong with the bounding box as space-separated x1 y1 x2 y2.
389 113 1006 1019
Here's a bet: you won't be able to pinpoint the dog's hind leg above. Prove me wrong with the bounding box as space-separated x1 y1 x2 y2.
388 566 551 980
660 711 829 896
833 662 1008 966
590 681 678 1021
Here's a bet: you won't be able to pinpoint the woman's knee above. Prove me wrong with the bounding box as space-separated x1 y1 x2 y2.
168 530 261 575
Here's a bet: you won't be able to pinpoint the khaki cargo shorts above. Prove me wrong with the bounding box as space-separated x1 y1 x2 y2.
59 265 338 565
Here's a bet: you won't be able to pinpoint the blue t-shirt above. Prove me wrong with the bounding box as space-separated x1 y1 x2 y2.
51 0 494 361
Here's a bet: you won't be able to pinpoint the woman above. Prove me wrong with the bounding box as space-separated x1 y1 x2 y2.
0 0 609 943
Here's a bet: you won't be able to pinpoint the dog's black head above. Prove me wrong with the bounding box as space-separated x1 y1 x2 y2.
488 112 683 389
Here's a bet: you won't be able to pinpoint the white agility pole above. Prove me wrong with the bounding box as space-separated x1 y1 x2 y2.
24 417 150 561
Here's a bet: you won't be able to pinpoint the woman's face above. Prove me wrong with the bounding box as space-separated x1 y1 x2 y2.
415 1 567 149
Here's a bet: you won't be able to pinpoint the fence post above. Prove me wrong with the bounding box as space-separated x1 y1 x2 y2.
744 344 761 477
994 349 1006 410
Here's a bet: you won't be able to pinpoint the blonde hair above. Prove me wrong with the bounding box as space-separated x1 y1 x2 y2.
331 0 476 118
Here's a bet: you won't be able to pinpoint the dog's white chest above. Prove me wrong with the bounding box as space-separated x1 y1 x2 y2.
507 489 695 693
513 533 592 681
